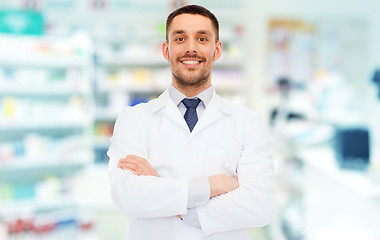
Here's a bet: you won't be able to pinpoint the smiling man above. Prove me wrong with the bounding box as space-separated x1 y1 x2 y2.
107 5 275 240
162 10 222 96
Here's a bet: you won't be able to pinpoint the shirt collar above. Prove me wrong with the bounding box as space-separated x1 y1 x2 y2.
169 84 214 107
148 87 235 115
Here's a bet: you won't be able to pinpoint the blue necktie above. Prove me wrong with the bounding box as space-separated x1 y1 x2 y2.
182 98 201 132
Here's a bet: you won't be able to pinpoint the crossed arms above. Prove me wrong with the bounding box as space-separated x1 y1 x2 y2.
117 154 239 200
107 107 276 236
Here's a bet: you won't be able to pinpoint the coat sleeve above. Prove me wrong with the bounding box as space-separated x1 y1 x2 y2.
196 111 276 236
107 107 189 218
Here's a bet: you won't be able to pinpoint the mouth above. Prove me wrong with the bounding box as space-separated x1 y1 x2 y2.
180 58 203 68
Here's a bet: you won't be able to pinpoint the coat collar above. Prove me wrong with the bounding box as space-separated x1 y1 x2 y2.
147 87 235 135
149 88 235 115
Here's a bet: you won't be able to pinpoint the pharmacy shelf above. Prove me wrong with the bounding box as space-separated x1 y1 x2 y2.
0 87 89 96
99 58 167 68
0 33 94 192
0 198 77 217
94 137 111 148
0 161 85 183
214 60 243 69
0 56 88 68
213 83 245 91
96 82 165 92
96 86 165 94
95 110 119 121
0 121 90 131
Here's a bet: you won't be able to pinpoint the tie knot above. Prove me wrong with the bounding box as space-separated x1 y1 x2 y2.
182 98 201 109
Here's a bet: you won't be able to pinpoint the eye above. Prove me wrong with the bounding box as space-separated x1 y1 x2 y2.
175 37 185 42
198 37 208 42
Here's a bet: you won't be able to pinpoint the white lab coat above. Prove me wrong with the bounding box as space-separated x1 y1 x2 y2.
107 88 276 240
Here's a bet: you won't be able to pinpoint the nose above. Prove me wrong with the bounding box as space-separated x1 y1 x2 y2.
186 39 198 54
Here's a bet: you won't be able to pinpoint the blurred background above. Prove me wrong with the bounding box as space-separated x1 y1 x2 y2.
0 0 379 239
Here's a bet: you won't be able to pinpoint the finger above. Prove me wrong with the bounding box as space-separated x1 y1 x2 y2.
232 177 239 188
121 156 145 166
118 162 138 170
125 155 150 163
119 162 144 176
127 156 157 176
138 158 159 176
147 166 159 177
123 155 159 176
118 161 140 175
120 160 148 176
136 163 153 176
139 161 159 176
125 168 140 176
119 157 139 163
120 157 145 174
123 165 143 176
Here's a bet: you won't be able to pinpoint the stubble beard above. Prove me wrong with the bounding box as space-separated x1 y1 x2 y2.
171 56 212 89
172 69 210 88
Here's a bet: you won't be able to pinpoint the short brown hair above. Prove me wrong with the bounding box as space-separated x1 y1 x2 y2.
166 5 219 42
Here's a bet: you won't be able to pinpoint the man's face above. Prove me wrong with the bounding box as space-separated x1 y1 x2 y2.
162 14 222 88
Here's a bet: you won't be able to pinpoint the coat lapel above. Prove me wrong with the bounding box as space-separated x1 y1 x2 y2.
192 90 234 135
149 88 235 135
149 89 189 132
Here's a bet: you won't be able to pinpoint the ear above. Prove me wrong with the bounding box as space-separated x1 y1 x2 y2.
162 41 169 61
213 40 222 61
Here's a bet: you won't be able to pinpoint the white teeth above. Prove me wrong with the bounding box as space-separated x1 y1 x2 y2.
182 60 200 64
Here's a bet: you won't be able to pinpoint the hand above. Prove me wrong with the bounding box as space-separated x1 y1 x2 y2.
118 155 159 177
208 174 239 198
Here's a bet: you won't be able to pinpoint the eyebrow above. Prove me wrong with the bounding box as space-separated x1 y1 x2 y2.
171 30 185 36
196 30 212 35
171 30 212 36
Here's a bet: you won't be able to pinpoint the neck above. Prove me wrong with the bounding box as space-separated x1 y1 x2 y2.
172 80 211 97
